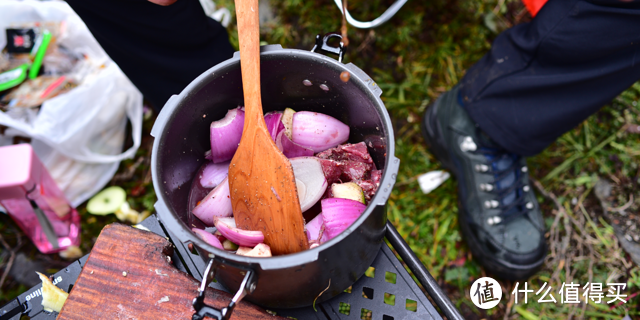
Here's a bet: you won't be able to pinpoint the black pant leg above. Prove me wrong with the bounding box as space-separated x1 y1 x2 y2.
65 0 234 110
459 0 640 156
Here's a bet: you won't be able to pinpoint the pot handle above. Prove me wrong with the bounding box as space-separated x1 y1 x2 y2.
311 33 346 63
332 0 408 29
192 259 257 320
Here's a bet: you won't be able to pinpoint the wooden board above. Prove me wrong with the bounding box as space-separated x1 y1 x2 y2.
58 223 285 320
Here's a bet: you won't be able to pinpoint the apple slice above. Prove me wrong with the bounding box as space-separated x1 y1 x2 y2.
86 186 126 215
37 271 68 313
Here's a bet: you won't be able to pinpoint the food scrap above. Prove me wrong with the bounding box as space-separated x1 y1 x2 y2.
37 271 68 313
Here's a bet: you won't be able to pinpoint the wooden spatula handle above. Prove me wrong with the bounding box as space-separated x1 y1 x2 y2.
231 0 309 255
236 0 263 126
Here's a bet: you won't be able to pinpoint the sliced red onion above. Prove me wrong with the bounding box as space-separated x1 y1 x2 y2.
188 164 215 214
210 107 245 163
192 228 224 250
291 111 349 153
200 161 230 188
213 216 264 247
276 131 314 158
192 177 232 226
216 216 236 228
264 111 284 140
282 108 295 139
290 157 327 212
321 198 366 240
204 149 213 160
305 214 328 243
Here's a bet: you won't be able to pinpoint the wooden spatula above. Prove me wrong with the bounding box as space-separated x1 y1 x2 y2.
229 0 308 255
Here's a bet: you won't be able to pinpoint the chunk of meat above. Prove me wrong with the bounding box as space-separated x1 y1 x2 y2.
318 159 342 185
316 142 382 201
371 170 382 186
341 160 372 181
356 180 377 201
317 142 374 165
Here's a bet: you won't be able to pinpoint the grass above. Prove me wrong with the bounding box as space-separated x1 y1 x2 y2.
1 0 639 319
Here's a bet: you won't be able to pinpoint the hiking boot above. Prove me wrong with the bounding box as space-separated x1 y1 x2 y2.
421 86 546 280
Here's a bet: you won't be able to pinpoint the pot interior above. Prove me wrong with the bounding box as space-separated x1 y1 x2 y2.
155 50 389 250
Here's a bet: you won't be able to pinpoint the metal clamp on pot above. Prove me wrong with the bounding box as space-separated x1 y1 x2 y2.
311 32 346 62
192 260 256 320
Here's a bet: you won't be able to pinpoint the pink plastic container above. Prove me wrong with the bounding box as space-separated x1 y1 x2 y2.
0 144 80 254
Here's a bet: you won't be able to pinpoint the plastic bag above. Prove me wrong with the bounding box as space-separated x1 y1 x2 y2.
199 0 231 27
0 0 142 207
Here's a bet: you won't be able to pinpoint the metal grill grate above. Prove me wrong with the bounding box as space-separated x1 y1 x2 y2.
0 215 452 320
273 243 441 320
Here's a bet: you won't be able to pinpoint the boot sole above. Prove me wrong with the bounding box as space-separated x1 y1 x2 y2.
421 96 545 281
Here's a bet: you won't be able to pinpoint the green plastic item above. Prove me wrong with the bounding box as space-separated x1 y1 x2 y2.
29 29 52 80
0 63 30 92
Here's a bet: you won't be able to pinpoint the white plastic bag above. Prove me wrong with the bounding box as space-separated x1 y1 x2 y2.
0 0 143 207
199 0 231 27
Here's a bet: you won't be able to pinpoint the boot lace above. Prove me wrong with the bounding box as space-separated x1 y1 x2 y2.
474 147 532 225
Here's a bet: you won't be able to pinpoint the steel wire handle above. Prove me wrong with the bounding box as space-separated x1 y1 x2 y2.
192 259 256 320
332 0 408 29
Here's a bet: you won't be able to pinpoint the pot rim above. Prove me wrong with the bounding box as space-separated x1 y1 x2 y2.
151 45 400 270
